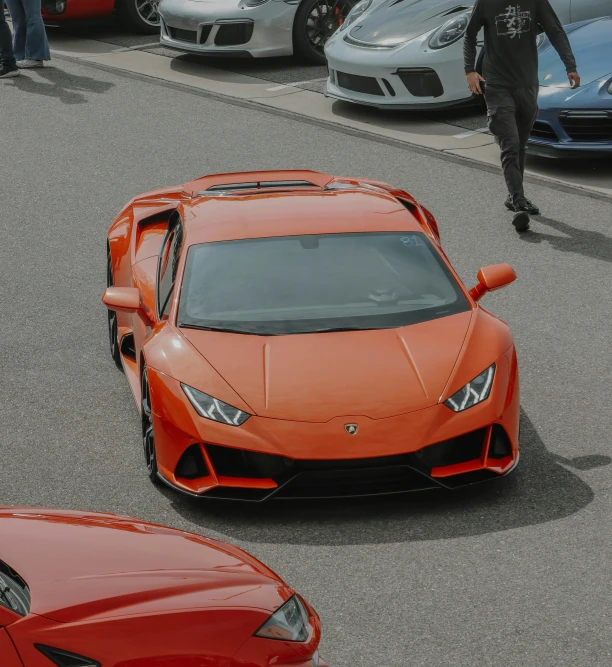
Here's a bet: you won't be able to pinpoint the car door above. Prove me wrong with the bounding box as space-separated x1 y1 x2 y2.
570 0 612 22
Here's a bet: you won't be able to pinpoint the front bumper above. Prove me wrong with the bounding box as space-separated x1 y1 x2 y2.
528 108 612 158
324 30 475 110
158 0 295 58
147 346 519 501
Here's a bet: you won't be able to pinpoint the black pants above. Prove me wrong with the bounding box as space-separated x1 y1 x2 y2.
0 8 15 67
484 85 539 209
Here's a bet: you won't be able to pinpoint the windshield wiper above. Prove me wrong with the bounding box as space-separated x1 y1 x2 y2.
309 326 383 333
178 322 260 335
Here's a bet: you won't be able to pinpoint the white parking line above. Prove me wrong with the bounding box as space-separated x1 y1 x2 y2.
453 127 490 139
112 43 160 53
265 77 329 92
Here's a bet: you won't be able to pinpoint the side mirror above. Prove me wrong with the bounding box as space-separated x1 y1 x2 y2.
469 264 516 302
102 287 142 313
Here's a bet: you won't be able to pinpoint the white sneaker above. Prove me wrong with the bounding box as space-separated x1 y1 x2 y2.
16 60 44 69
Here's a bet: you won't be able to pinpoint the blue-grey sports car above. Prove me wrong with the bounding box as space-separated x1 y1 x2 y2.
529 16 612 158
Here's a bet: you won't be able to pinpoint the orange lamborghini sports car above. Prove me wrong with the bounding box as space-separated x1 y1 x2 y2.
103 169 520 501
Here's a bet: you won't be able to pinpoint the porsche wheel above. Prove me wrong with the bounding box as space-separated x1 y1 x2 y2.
293 0 356 65
117 0 161 35
107 253 123 370
141 368 161 485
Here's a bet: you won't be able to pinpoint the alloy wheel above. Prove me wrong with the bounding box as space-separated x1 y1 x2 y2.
135 0 161 27
141 369 158 481
305 0 354 57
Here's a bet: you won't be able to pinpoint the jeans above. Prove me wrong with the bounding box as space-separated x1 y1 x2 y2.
0 9 16 66
5 0 51 61
484 85 539 209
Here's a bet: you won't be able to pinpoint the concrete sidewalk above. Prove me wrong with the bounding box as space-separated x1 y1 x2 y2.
46 33 612 200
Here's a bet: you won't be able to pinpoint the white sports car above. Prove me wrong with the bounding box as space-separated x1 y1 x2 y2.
324 0 612 109
159 0 358 64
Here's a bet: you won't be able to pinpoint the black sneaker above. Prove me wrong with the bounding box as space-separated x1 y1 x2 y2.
512 209 530 233
505 195 539 215
0 63 19 79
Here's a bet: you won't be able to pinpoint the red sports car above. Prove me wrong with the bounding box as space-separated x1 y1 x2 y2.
41 0 160 34
0 507 326 666
103 169 520 501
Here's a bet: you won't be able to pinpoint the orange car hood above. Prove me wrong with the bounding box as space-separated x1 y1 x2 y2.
0 509 289 623
181 311 473 421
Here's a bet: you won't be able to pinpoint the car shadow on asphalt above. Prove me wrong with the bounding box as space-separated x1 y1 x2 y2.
8 67 114 104
521 216 612 263
160 409 609 546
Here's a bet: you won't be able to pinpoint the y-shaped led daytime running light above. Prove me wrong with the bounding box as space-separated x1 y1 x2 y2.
444 364 495 412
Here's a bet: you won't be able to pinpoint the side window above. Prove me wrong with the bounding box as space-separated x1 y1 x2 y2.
157 216 184 318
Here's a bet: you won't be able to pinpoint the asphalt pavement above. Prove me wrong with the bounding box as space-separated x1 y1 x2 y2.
1 58 612 667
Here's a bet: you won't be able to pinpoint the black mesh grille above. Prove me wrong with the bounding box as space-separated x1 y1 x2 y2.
412 428 487 468
214 22 254 46
275 466 436 499
175 444 209 480
206 444 290 479
530 120 558 140
559 110 612 142
395 68 444 98
199 25 213 44
168 27 198 43
336 71 384 96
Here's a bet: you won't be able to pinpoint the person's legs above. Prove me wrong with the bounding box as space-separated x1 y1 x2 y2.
516 87 539 180
0 8 16 65
484 85 527 209
5 0 27 62
0 8 19 76
18 0 50 62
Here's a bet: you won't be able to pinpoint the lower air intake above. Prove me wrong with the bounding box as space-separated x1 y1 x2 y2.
336 71 384 96
214 22 254 46
175 444 209 479
395 68 444 98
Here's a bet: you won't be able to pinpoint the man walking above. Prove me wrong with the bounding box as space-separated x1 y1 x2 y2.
464 0 579 232
0 6 19 79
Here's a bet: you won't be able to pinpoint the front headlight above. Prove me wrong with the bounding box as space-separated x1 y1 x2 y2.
338 0 372 32
255 595 311 642
444 364 495 412
608 81 612 95
428 11 471 49
181 384 250 426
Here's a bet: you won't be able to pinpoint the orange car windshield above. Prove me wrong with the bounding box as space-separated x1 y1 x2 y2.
177 232 469 335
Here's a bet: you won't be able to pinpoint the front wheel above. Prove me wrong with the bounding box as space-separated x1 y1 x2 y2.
107 253 123 370
116 0 161 35
142 367 161 485
293 0 356 65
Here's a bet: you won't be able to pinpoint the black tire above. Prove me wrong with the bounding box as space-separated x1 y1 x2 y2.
293 0 357 65
141 367 162 485
107 253 123 371
116 0 161 35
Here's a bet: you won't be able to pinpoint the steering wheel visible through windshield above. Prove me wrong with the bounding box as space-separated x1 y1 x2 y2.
177 232 470 335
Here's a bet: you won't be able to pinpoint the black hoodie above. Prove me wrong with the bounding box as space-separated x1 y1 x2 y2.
464 0 577 88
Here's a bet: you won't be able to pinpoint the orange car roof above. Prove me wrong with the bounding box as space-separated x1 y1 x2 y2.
177 171 423 246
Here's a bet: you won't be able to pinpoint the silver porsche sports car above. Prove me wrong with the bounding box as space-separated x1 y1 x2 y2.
324 0 612 109
159 0 358 64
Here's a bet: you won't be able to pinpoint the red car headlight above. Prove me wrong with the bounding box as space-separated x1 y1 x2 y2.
444 363 496 412
35 645 99 667
254 595 311 642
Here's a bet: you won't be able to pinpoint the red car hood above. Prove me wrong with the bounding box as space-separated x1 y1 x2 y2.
0 509 290 623
181 311 473 421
